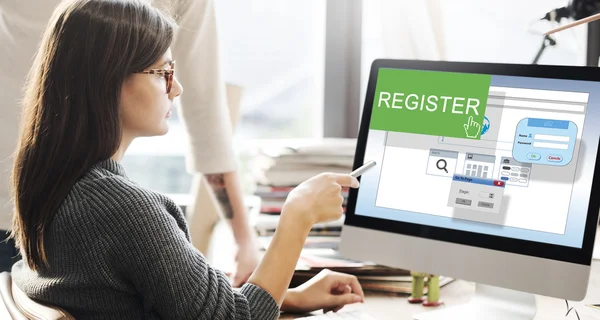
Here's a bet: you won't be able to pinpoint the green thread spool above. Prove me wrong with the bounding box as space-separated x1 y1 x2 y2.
427 275 440 302
412 275 425 298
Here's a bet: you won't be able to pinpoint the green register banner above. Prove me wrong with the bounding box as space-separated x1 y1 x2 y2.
370 68 491 140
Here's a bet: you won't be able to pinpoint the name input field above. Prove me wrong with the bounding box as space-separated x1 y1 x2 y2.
534 134 570 143
438 137 513 151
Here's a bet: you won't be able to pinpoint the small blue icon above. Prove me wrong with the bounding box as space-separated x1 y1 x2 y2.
528 133 532 138
481 116 490 136
501 177 509 181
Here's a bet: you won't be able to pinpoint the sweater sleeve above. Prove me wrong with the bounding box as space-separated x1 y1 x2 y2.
92 180 279 319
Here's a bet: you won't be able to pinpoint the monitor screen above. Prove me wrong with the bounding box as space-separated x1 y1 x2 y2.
348 62 600 260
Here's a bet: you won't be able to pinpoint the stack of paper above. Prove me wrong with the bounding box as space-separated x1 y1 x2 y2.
250 138 356 216
254 214 345 236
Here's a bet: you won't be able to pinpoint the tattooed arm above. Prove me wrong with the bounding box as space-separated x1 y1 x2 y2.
205 171 260 287
204 172 237 219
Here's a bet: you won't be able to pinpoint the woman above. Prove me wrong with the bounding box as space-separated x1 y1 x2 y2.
9 0 364 319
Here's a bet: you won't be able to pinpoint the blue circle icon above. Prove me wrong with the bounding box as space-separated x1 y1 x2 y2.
481 116 490 135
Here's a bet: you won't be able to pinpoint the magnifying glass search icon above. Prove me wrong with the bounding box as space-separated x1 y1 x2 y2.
436 159 448 173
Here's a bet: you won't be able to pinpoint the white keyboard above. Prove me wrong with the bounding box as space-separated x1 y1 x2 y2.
297 310 378 319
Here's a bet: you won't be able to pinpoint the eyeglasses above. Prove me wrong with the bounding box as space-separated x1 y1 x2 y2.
137 60 176 94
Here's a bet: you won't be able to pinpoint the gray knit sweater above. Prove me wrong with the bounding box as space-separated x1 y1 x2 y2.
11 159 280 319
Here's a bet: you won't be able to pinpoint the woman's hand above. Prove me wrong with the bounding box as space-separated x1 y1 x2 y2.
281 269 365 314
283 173 359 228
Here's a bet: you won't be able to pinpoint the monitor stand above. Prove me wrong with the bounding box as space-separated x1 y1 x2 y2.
413 284 537 320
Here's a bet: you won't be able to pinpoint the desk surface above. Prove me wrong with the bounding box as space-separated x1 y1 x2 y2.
207 222 600 320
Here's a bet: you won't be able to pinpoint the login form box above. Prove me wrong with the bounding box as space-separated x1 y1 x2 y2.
512 118 577 166
448 174 506 214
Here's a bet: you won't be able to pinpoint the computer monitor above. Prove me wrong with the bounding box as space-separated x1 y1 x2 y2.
339 59 600 320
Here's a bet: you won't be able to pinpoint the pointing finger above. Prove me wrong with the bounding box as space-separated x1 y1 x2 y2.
329 173 360 188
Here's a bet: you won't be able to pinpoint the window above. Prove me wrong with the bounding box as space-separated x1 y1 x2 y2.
217 0 326 140
360 0 587 106
122 1 326 195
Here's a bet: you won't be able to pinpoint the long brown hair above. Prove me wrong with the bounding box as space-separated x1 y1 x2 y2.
11 0 176 271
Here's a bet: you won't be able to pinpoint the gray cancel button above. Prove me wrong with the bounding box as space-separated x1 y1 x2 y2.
455 198 472 206
478 201 494 209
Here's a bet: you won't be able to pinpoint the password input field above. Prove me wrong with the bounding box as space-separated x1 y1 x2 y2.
532 141 569 150
438 137 513 151
534 134 570 142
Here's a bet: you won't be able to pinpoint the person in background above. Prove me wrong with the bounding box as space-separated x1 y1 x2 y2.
0 0 261 285
9 0 365 319
153 0 261 287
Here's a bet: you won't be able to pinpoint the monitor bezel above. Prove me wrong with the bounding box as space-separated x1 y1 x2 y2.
344 59 600 266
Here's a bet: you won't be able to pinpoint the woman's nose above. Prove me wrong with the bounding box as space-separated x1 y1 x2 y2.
169 77 183 99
